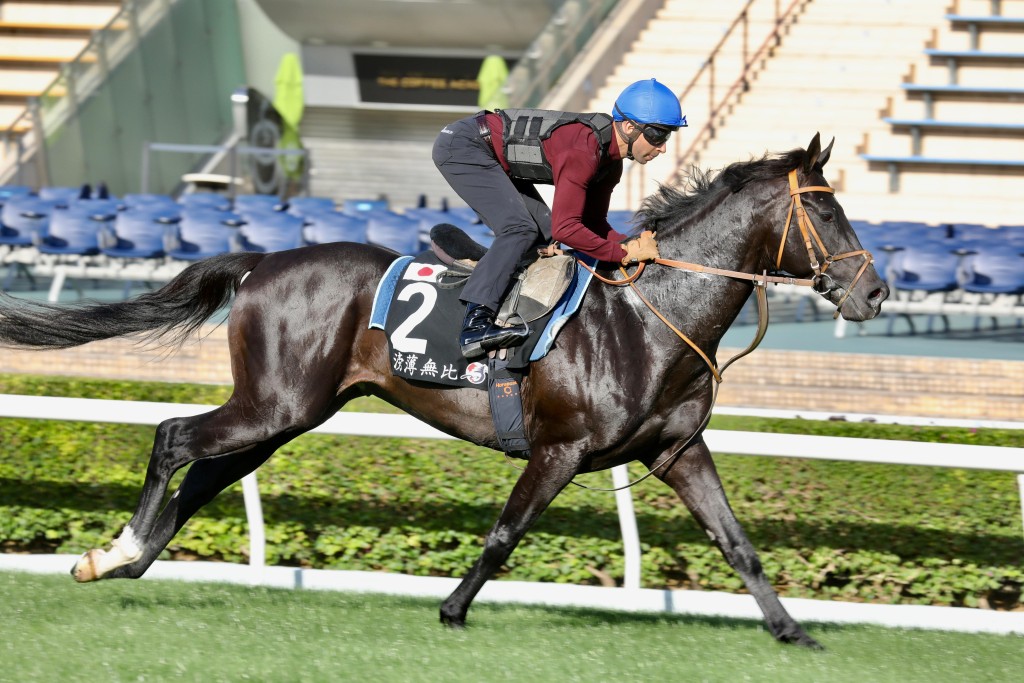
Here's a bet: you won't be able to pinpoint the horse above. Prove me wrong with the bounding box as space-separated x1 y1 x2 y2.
0 133 886 648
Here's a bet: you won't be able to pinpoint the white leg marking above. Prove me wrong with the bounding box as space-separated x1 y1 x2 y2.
89 527 144 577
113 527 143 560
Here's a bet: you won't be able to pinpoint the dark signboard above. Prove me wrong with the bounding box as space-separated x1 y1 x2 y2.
353 53 511 107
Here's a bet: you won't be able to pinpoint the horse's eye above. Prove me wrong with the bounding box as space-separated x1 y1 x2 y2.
820 212 834 222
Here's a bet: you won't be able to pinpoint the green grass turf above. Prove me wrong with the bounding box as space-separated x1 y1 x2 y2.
2 572 1021 683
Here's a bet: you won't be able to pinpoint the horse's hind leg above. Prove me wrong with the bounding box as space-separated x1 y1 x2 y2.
440 448 579 628
652 439 822 649
71 401 304 582
107 445 276 579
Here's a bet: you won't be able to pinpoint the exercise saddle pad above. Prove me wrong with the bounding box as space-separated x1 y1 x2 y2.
368 250 596 388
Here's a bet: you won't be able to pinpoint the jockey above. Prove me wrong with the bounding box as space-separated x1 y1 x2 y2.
432 78 687 359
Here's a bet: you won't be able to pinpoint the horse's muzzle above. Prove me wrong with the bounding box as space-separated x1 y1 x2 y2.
833 280 889 321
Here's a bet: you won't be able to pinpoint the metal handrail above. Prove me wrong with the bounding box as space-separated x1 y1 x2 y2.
506 0 619 108
625 0 810 207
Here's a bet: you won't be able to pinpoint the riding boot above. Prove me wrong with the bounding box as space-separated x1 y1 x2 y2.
460 304 530 359
460 303 497 359
479 317 529 354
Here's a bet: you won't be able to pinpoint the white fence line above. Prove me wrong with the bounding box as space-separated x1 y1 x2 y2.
2 394 1023 635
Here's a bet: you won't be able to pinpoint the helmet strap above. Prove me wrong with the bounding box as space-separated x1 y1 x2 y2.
614 120 642 161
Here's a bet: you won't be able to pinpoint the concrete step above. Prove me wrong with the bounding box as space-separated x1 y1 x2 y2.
954 0 1024 19
0 35 87 62
867 127 1024 159
0 68 57 97
657 0 759 21
0 103 29 129
0 2 120 27
889 94 1024 122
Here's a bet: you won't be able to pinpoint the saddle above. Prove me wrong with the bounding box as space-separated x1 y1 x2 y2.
429 223 575 324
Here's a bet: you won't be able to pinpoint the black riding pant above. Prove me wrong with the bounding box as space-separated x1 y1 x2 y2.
432 115 550 310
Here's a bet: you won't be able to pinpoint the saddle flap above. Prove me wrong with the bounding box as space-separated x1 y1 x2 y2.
498 254 575 323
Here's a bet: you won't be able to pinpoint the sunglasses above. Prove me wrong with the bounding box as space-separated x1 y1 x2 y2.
637 123 673 146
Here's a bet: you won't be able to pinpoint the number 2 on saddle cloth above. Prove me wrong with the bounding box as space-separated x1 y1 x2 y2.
368 244 595 456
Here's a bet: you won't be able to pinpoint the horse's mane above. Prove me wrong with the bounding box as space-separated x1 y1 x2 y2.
638 147 806 229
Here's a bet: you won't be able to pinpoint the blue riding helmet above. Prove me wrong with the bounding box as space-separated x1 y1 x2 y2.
613 79 687 128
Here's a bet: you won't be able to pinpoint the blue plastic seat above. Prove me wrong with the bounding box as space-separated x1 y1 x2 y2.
233 193 284 216
101 209 171 259
343 198 390 214
303 212 368 245
465 223 495 249
958 249 1024 295
67 197 123 216
607 210 639 234
403 208 471 251
179 192 232 212
886 245 960 292
231 211 305 253
165 209 242 260
0 196 56 246
286 196 337 218
36 205 116 256
121 193 179 213
1004 228 1024 250
366 213 421 255
445 206 481 225
942 223 984 238
37 186 83 205
0 185 34 205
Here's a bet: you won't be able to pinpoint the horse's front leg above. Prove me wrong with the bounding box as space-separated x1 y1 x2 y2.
440 447 579 628
650 438 822 649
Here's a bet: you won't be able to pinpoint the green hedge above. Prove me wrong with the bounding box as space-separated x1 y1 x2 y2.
1 374 1022 610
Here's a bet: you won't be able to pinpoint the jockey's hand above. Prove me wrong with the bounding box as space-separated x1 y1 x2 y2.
621 230 660 265
537 243 564 258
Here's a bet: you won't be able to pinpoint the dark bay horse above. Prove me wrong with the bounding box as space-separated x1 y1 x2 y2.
0 134 886 648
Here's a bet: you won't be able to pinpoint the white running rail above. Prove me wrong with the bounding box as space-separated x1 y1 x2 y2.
0 393 1021 630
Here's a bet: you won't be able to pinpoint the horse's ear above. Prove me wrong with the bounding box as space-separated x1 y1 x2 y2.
818 136 835 169
802 133 822 174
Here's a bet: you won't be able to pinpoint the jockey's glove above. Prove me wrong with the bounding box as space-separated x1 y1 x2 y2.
621 230 660 265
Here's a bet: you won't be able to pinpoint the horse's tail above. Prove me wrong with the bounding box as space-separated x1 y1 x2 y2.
0 252 266 350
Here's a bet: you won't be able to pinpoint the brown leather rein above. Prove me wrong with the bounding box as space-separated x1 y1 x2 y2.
579 169 874 384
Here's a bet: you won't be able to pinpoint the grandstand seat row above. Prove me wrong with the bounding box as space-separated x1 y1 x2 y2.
851 221 1024 295
0 188 495 259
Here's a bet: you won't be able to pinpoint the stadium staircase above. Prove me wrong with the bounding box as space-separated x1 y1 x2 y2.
0 1 123 172
591 0 1022 227
300 108 461 211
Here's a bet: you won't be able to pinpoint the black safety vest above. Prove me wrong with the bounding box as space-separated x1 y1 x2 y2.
496 108 615 183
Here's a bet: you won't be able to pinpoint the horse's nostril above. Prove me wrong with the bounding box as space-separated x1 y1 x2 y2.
868 287 885 302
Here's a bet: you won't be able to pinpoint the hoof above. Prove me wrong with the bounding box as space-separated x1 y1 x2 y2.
70 549 105 583
780 630 824 650
439 612 466 630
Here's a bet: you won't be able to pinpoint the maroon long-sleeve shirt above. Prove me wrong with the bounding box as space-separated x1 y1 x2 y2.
483 112 627 263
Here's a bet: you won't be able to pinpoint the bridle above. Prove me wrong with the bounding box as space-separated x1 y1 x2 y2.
777 170 874 319
581 168 874 383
